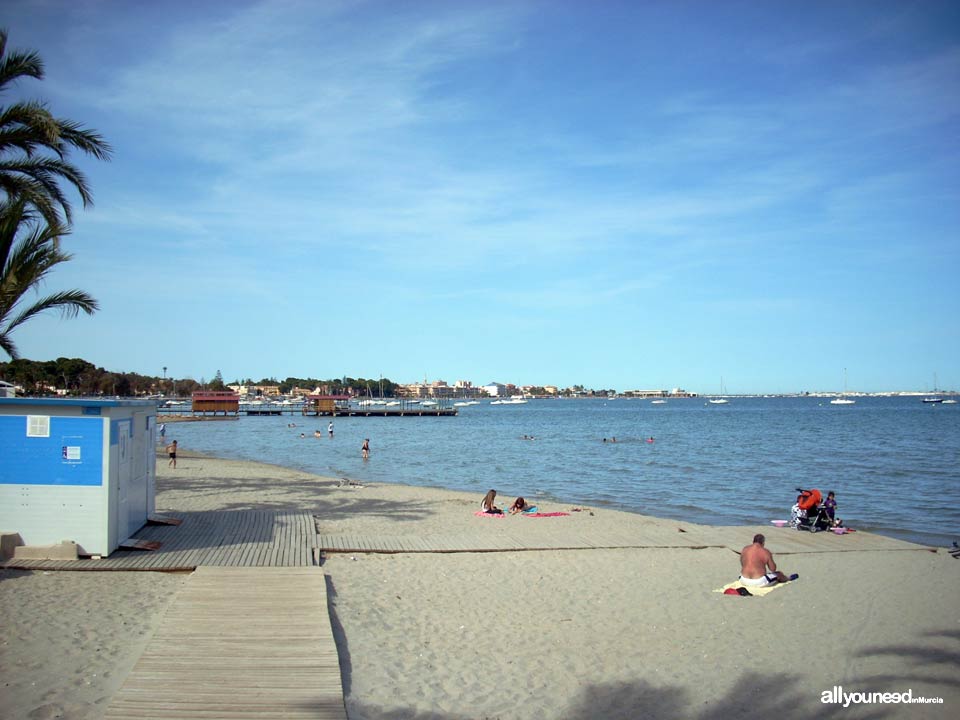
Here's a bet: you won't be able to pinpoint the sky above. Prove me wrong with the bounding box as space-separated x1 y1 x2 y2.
1 0 958 394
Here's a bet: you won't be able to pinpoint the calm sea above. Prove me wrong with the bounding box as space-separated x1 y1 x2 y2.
165 396 960 547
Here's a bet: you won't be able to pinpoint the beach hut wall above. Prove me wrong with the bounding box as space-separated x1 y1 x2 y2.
0 398 158 557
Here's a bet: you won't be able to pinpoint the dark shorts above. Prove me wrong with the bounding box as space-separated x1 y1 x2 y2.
169 452 176 459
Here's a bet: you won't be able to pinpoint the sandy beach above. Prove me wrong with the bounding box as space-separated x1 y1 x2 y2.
2 448 958 719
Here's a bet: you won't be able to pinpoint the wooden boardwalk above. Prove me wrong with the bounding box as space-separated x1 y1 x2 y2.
105 566 346 720
3 508 935 573
1 510 317 572
318 523 935 556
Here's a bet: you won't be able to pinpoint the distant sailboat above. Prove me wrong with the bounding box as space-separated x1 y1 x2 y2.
709 377 729 404
923 373 943 403
830 369 855 405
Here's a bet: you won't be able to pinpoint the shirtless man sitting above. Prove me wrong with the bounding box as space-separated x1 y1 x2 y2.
739 534 792 587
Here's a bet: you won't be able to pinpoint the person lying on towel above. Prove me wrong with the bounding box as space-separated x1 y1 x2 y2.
509 496 536 514
739 534 791 587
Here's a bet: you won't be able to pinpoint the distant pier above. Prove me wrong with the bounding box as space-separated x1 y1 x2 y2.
158 399 457 418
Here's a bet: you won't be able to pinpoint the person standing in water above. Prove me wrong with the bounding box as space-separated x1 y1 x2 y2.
361 438 370 459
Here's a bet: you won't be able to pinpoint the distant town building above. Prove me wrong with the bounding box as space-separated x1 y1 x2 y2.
400 380 456 398
0 381 16 398
227 384 280 398
622 388 697 398
482 382 507 397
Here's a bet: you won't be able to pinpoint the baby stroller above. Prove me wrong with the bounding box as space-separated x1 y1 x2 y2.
794 488 832 532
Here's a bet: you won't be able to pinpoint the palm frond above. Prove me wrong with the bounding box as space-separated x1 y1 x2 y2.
0 200 95 355
0 157 80 222
0 329 20 359
0 29 44 90
0 30 109 233
54 118 113 161
1 154 91 207
0 101 59 155
2 289 98 334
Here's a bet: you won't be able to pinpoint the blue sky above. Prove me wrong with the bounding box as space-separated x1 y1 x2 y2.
2 0 958 393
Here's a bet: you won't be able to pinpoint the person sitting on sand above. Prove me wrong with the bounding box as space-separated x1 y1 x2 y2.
739 534 792 587
481 489 503 514
509 496 534 514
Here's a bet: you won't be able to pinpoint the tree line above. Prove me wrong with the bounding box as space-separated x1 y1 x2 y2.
0 357 404 398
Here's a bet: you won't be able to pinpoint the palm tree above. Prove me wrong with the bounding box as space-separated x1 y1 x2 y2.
0 29 111 228
0 199 98 359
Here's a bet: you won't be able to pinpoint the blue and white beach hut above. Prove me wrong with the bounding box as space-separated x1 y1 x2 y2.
0 398 158 556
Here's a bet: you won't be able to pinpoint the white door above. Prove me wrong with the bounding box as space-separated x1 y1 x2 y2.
116 419 133 537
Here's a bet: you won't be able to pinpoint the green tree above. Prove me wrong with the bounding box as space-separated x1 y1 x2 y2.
0 30 111 228
53 357 96 393
0 201 98 358
209 369 226 391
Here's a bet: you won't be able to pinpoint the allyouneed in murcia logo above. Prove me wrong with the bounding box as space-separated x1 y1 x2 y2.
821 686 944 707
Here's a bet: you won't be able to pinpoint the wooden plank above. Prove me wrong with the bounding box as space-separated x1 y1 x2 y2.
311 526 936 556
6 517 931 572
252 510 273 567
306 512 316 565
292 512 303 564
205 510 243 566
273 512 289 566
156 512 201 569
304 514 316 564
268 513 287 566
238 510 260 566
148 515 189 569
105 567 346 720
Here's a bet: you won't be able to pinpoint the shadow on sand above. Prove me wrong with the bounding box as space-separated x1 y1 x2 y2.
325 565 957 720
326 670 888 720
157 469 437 524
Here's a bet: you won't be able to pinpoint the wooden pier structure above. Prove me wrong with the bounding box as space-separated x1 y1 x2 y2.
157 394 458 417
301 394 457 417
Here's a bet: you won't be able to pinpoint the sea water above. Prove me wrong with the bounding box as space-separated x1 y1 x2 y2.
166 396 960 547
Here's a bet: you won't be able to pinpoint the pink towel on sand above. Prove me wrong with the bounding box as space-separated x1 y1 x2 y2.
474 510 506 518
522 512 570 518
